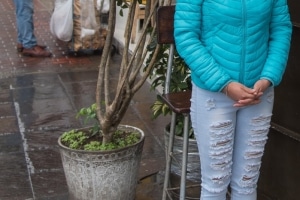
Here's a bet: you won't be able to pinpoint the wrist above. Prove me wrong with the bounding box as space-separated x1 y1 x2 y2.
222 84 229 96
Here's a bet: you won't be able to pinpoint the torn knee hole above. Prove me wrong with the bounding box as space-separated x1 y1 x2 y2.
211 138 232 148
210 148 232 159
251 127 270 135
245 162 261 172
211 120 232 129
211 159 232 170
211 172 231 184
241 173 258 184
243 176 251 181
245 150 263 159
251 115 272 126
210 120 234 140
248 137 268 147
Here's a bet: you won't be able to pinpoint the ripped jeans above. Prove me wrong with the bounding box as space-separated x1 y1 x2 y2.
190 84 274 200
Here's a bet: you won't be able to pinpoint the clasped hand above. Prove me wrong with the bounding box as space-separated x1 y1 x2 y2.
223 80 270 107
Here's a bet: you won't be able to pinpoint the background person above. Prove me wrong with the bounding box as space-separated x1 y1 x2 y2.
13 0 52 57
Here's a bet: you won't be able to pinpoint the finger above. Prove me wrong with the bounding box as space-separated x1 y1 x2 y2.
256 92 263 98
237 98 253 104
234 99 261 107
233 102 248 107
239 93 257 100
233 100 252 107
241 87 259 97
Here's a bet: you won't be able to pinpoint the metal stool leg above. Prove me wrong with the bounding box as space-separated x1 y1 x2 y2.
162 112 177 200
179 114 189 200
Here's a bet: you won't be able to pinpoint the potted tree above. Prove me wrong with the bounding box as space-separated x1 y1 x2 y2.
57 0 162 199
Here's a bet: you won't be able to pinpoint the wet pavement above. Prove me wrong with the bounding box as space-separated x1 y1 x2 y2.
0 0 170 199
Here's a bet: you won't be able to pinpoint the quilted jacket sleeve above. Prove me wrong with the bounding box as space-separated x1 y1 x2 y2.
260 0 292 87
174 0 232 92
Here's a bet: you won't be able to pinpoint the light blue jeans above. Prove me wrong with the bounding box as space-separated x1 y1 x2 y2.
190 83 274 200
13 0 37 48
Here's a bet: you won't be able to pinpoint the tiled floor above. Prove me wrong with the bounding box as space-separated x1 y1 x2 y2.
0 0 170 199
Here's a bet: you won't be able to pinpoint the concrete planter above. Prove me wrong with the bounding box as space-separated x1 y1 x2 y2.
58 125 145 200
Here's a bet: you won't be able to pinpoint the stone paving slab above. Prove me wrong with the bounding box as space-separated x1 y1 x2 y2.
0 69 168 200
0 0 169 199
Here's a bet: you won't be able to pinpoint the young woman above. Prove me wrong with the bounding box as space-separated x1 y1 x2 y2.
174 0 292 199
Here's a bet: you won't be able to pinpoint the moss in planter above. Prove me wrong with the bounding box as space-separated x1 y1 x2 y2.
61 128 141 151
61 104 140 151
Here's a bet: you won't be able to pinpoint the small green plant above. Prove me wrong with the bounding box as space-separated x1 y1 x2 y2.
146 41 194 138
60 129 88 150
76 103 100 135
61 104 141 151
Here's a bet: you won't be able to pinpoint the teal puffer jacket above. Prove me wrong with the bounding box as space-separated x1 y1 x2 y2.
174 0 292 92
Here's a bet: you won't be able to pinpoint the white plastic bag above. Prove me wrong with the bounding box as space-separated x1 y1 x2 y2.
80 0 99 38
97 0 110 13
50 0 73 41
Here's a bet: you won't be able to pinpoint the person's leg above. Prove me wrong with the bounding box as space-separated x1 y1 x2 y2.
230 87 274 200
13 0 37 48
13 0 51 57
191 83 237 200
13 0 22 45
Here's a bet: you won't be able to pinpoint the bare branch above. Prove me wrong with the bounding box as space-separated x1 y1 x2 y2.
96 0 116 123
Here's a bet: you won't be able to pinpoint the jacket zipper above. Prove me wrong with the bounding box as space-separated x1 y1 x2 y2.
240 0 246 83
